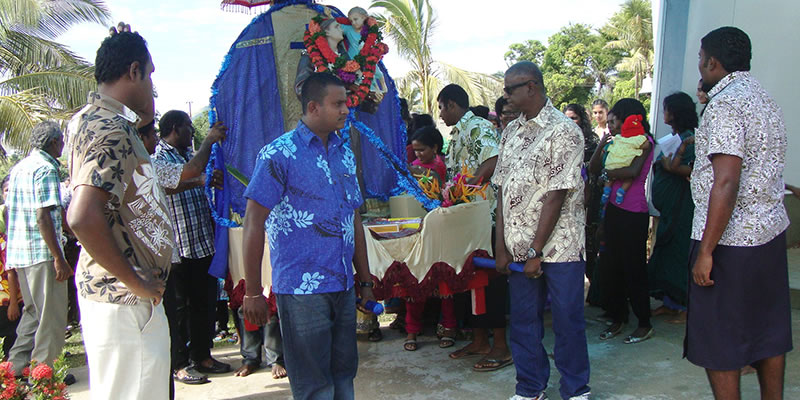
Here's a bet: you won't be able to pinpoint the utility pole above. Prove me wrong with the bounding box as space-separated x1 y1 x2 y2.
186 101 193 117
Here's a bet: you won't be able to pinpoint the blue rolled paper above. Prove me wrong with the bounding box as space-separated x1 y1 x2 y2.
356 299 384 315
473 257 525 273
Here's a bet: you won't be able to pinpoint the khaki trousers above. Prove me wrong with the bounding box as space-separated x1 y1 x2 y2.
8 260 67 375
79 296 170 400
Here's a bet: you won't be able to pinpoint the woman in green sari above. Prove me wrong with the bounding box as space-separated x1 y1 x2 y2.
648 92 698 323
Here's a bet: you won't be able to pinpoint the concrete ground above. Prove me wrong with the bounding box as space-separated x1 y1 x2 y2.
65 304 800 400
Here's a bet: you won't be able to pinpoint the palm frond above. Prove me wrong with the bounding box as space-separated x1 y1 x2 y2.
437 62 502 108
1 30 86 76
0 89 51 152
1 65 95 110
1 0 110 40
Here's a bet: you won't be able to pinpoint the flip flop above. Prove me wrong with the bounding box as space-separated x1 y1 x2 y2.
473 358 514 372
449 346 489 359
403 339 418 351
439 336 455 348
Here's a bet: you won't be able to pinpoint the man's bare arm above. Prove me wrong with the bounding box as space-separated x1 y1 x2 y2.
181 122 227 180
36 207 71 281
241 199 271 325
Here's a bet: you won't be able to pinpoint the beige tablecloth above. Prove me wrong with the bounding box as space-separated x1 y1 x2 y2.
226 200 492 290
364 200 493 283
227 227 272 292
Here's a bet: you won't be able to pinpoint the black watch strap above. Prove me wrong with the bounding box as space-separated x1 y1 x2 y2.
359 281 374 288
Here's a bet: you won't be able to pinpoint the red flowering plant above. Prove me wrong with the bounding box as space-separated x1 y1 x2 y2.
302 15 389 107
28 360 69 400
0 361 26 400
0 345 70 400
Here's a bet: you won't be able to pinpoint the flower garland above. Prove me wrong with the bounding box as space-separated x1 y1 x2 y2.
303 15 389 107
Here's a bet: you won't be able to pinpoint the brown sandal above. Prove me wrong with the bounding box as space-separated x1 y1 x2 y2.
473 357 514 372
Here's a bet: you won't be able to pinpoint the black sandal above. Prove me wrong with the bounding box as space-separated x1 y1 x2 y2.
368 327 383 342
173 367 209 385
599 322 625 340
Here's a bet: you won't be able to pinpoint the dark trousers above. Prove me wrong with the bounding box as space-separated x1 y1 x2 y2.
508 262 591 399
64 238 81 324
215 300 229 333
238 308 284 367
604 204 651 327
0 304 20 358
455 274 509 329
276 287 357 400
163 255 217 370
455 229 509 330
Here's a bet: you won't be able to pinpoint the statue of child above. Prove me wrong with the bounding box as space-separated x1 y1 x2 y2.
342 7 386 94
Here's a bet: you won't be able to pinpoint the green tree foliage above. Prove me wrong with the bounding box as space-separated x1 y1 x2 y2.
370 0 501 117
192 110 210 149
505 24 621 110
0 0 111 154
603 0 653 99
503 1 653 111
505 40 546 66
0 154 22 183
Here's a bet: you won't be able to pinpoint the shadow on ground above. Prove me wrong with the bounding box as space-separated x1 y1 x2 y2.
65 305 800 400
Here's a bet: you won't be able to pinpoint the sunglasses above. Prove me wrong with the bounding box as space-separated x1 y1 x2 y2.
503 79 537 95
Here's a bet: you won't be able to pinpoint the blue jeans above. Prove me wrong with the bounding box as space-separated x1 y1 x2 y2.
276 287 357 400
238 308 283 367
509 261 590 399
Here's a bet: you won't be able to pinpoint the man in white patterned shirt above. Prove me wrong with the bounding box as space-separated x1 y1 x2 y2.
495 61 590 400
437 84 512 373
687 27 791 400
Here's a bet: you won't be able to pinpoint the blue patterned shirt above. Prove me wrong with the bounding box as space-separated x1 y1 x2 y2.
6 149 63 269
244 120 363 295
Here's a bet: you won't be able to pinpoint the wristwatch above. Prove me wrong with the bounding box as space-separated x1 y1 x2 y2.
359 281 375 288
526 247 541 260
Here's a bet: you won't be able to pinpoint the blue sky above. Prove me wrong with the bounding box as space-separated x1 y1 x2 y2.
59 0 623 116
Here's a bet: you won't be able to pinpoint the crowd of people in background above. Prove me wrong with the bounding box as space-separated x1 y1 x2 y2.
0 18 795 400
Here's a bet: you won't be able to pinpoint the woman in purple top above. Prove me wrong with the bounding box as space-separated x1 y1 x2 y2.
588 98 655 344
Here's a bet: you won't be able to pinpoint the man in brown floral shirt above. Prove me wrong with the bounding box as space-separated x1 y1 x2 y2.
66 32 173 399
494 61 590 400
687 27 791 399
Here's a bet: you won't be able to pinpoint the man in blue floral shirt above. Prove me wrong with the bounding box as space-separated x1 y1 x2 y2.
242 72 376 400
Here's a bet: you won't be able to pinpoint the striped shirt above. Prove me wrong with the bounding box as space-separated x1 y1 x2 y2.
6 149 63 268
154 140 215 259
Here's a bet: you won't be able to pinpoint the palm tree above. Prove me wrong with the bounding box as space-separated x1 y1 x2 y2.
0 0 111 153
604 0 653 99
370 0 501 118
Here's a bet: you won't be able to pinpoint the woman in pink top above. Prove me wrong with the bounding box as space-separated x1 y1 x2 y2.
404 125 457 351
409 126 446 182
589 98 655 344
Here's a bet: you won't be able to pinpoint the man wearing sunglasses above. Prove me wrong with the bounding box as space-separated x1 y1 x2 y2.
495 61 590 400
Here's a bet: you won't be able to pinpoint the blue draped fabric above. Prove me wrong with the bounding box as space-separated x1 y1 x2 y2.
206 1 408 279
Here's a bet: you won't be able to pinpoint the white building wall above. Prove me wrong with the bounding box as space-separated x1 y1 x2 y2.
653 0 799 183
